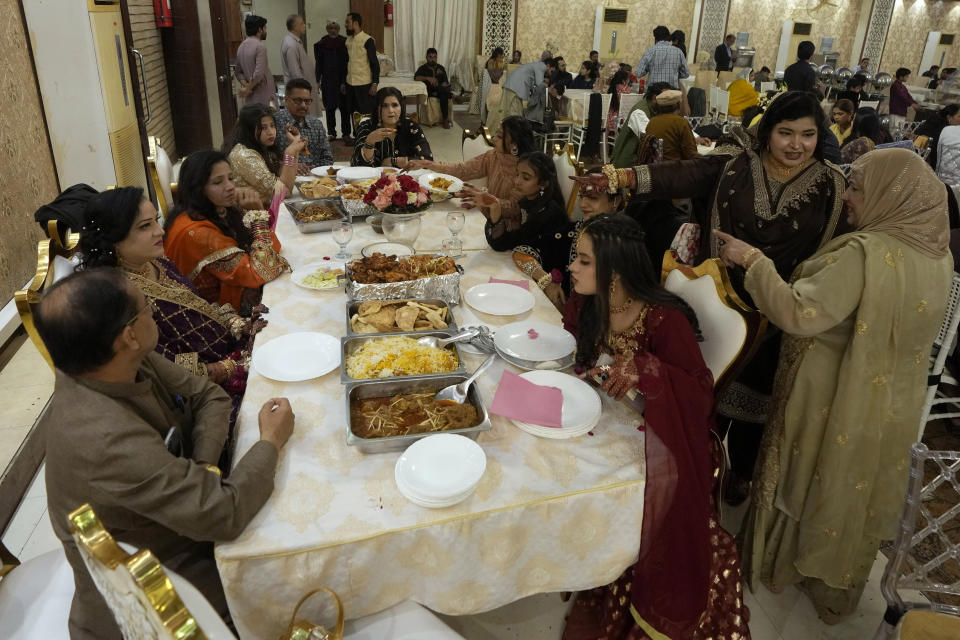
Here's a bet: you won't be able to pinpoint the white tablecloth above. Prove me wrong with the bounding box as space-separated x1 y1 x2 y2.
215 188 647 639
379 76 428 103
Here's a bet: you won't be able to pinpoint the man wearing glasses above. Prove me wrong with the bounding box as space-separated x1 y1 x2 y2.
273 77 335 170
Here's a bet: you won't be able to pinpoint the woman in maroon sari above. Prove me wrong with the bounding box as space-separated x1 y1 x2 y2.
562 214 749 640
80 187 265 420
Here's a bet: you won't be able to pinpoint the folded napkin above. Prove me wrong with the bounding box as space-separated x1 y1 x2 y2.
490 370 563 428
488 277 530 290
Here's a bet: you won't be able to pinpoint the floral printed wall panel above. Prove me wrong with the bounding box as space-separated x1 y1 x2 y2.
696 0 730 63
882 0 960 72
514 0 695 68
0 0 58 306
727 0 864 72
482 0 516 59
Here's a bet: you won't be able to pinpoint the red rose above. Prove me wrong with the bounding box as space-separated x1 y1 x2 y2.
398 175 419 191
363 189 376 204
391 191 408 207
374 176 391 189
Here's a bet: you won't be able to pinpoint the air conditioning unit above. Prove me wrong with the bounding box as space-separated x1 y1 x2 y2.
593 7 628 60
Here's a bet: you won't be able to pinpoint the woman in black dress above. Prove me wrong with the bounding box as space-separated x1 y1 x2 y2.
352 87 432 168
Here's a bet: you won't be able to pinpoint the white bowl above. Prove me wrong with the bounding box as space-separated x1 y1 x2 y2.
337 166 382 183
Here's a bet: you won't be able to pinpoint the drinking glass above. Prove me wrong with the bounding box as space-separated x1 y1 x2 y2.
332 221 353 260
444 211 466 257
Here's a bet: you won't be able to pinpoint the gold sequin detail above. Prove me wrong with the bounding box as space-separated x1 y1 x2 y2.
835 433 848 445
897 248 904 257
884 251 896 267
821 405 831 419
873 375 887 387
915 351 925 365
825 255 837 264
856 320 868 335
856 480 868 491
802 307 817 319
823 528 838 538
917 300 928 313
896 459 906 471
841 573 852 585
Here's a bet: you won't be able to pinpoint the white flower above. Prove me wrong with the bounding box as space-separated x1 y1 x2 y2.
407 191 417 204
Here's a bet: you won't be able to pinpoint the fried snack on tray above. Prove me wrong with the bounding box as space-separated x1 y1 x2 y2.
351 392 479 438
348 253 457 284
350 299 449 333
340 184 366 200
345 336 459 379
327 167 339 176
299 177 339 198
429 176 454 190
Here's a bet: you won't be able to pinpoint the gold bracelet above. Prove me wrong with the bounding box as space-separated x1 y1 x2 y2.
601 164 618 194
536 273 553 290
742 248 762 268
204 464 222 476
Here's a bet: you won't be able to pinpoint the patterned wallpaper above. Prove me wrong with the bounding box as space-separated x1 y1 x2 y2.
882 0 960 73
0 0 58 306
482 0 516 59
514 0 695 68
727 0 864 71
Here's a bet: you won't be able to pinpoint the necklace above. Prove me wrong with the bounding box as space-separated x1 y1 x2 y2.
610 296 634 314
122 260 154 279
764 154 812 181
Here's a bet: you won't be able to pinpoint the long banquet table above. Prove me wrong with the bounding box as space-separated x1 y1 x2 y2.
214 193 647 639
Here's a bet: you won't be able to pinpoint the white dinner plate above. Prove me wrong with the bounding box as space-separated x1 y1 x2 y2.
337 166 382 183
361 242 415 257
514 370 601 430
494 321 576 362
417 172 464 194
395 434 486 500
512 412 600 439
309 165 341 179
251 332 341 382
290 260 346 292
295 175 315 183
464 283 535 316
395 474 478 508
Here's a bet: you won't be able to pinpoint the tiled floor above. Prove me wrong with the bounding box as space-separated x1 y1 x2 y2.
0 110 906 638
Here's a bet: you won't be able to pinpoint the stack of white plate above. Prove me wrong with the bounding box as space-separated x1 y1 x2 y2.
394 434 487 508
510 370 602 439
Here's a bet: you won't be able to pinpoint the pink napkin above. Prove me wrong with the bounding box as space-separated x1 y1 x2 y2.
490 370 563 428
268 185 288 232
488 277 530 290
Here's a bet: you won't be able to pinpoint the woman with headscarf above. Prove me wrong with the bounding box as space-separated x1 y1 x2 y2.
727 67 759 117
352 87 432 168
715 148 953 622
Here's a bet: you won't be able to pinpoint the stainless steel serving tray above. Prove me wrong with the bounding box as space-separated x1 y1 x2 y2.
345 298 458 337
344 258 463 306
340 330 466 385
286 197 348 233
345 374 491 453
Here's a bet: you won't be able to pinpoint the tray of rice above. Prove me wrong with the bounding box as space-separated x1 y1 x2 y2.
345 253 462 306
345 374 490 452
340 332 465 384
346 298 456 335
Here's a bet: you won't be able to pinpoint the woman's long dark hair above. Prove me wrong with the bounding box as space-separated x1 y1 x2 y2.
574 214 699 366
847 107 887 145
164 150 253 251
580 60 599 81
79 186 145 268
939 104 960 120
671 30 687 57
500 115 536 156
756 91 826 160
227 103 280 174
607 70 629 112
516 151 564 211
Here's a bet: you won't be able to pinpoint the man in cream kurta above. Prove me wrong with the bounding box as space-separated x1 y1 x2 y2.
281 14 320 117
37 269 295 639
344 11 380 133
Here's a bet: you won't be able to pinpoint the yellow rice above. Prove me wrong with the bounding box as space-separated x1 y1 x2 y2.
345 336 459 379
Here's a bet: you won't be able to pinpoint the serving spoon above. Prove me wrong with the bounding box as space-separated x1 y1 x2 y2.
435 354 496 404
416 326 480 350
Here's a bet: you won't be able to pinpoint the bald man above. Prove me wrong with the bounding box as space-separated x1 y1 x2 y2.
36 268 295 639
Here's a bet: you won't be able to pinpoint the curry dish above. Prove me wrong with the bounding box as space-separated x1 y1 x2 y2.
351 392 479 438
348 253 457 284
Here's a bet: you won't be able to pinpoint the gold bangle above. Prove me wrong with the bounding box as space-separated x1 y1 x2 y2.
204 464 222 476
601 164 618 194
536 273 553 290
742 248 762 268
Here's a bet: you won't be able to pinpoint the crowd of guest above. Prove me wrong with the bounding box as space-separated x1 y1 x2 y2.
21 5 960 638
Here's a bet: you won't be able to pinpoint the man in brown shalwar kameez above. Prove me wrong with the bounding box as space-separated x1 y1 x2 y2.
35 268 295 639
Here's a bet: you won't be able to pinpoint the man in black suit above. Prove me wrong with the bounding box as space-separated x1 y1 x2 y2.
714 34 736 73
784 40 816 93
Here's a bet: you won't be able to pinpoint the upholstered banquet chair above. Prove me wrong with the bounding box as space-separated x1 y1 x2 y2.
148 135 175 222
0 540 74 639
550 142 584 219
64 504 464 639
15 221 81 369
660 251 766 392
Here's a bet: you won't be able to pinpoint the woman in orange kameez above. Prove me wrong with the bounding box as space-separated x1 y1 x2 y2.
164 150 289 314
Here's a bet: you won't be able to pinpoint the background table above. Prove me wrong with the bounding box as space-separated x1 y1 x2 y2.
215 197 647 639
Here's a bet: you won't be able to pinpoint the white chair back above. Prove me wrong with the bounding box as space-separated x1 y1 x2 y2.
552 143 579 212
661 253 766 390
0 546 73 639
712 88 730 118
461 129 492 162
861 100 880 111
760 81 776 93
616 94 643 129
148 136 174 221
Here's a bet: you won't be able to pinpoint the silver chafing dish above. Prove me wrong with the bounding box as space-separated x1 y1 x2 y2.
340 330 466 385
285 197 348 234
345 298 457 337
344 373 491 453
344 256 463 307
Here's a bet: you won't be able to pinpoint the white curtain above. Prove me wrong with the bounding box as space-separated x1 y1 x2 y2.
394 0 478 91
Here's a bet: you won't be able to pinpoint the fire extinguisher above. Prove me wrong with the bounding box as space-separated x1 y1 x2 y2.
153 0 173 28
384 0 393 27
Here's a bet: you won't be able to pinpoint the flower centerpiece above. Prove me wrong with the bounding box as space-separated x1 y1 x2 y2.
362 173 431 214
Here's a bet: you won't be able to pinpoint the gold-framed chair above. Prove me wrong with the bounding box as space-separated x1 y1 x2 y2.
660 251 766 392
351 111 369 134
550 142 585 219
461 126 494 161
15 220 81 369
69 503 232 639
147 136 175 221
